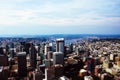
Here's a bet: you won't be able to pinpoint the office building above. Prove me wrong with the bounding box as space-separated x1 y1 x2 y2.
56 38 64 53
17 52 27 77
47 51 53 59
29 44 37 69
44 44 52 59
53 52 64 65
10 43 15 58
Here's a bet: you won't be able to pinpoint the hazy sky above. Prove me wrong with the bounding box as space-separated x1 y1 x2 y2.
0 0 120 35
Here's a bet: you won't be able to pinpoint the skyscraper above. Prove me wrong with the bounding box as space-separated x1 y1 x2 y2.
10 43 15 58
44 44 51 59
29 43 37 69
56 38 64 53
17 52 27 77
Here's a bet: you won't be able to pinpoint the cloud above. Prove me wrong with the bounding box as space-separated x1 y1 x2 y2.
0 0 120 27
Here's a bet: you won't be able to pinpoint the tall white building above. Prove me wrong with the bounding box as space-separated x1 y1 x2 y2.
45 44 50 55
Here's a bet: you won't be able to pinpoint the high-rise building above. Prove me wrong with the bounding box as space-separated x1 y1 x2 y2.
29 43 37 69
53 52 64 65
40 53 45 64
10 43 15 58
0 47 5 55
17 52 27 77
47 51 53 59
45 44 52 59
6 44 9 55
18 45 24 52
70 43 73 53
56 38 64 53
25 42 31 54
37 44 41 55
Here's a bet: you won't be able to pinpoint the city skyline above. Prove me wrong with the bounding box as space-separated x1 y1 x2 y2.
0 0 120 35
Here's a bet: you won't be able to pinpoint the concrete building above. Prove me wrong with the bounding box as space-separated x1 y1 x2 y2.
53 52 64 65
56 38 64 53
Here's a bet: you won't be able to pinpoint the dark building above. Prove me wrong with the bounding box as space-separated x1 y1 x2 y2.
0 67 9 80
0 47 5 55
25 42 31 54
17 52 27 77
6 44 9 55
0 55 8 66
10 43 15 58
29 43 37 69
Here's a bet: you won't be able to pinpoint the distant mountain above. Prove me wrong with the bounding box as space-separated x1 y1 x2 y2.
0 34 120 39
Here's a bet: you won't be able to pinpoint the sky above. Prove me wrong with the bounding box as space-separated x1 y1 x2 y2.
0 0 120 35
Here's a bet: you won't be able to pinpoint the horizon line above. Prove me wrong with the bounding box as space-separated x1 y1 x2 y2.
0 34 120 37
